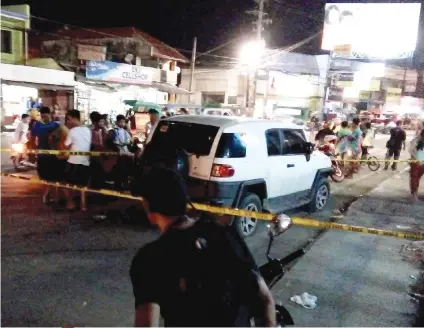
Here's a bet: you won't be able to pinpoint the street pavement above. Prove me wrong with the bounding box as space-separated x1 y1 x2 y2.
274 168 424 327
1 131 422 326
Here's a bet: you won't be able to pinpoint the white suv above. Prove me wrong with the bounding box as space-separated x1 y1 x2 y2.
146 115 332 237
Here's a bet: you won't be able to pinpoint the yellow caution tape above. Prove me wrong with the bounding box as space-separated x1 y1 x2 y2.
1 148 420 163
341 158 417 163
1 148 120 157
2 172 423 240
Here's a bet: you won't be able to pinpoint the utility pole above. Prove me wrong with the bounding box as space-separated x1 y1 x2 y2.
189 37 197 104
246 0 271 116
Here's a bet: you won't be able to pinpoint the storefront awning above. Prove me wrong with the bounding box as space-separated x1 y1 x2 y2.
151 82 191 94
0 63 75 87
1 80 75 90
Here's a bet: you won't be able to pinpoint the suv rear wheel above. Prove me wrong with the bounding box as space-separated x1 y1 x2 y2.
234 193 262 238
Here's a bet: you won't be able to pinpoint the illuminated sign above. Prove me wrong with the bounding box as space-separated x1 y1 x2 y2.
322 3 421 59
86 61 153 85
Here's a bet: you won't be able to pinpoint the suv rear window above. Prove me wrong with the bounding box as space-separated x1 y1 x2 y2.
215 133 247 158
151 121 219 156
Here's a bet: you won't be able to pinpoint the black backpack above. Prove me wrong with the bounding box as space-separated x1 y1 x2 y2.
159 218 259 327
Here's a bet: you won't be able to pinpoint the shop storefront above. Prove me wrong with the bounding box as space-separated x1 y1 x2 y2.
74 80 169 124
255 71 322 119
79 61 188 121
0 63 75 124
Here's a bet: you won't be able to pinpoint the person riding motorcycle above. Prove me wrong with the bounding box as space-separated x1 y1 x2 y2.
130 165 276 327
315 121 335 147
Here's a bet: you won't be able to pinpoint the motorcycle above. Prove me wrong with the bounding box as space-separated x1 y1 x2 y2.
317 135 345 183
10 143 36 172
254 214 306 327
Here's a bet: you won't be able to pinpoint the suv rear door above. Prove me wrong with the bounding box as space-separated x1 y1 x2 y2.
149 120 220 180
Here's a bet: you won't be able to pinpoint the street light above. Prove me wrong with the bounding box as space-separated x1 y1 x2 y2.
239 39 266 117
239 39 266 68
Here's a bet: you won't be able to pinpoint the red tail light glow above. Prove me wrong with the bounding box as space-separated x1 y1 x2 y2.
211 164 235 178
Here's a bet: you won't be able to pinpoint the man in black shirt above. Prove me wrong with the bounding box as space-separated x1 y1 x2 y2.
385 120 406 171
130 167 276 327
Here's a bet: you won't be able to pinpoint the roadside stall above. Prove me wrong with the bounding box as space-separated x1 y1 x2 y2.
124 100 162 137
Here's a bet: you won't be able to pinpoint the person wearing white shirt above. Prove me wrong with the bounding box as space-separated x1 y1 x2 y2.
12 114 30 168
63 109 92 211
144 108 160 142
14 113 30 144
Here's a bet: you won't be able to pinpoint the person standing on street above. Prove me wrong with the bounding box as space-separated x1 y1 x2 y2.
31 107 62 204
385 120 406 171
345 118 362 178
409 129 424 202
361 122 374 161
111 114 133 190
63 109 92 211
130 167 276 327
12 114 30 168
89 111 109 188
144 109 160 142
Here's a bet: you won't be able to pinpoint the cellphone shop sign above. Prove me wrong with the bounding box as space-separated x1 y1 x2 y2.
86 61 153 85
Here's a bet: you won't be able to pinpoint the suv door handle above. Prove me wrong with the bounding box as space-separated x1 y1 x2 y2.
287 164 295 168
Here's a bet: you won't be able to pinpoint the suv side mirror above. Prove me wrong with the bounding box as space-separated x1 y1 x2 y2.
304 142 314 162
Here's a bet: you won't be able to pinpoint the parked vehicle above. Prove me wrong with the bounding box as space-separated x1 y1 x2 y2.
317 135 344 183
143 116 332 238
203 108 235 117
255 213 305 326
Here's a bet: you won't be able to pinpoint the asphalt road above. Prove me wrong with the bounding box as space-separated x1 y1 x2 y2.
1 131 420 326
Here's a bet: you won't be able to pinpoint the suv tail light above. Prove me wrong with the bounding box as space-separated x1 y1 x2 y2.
211 164 235 178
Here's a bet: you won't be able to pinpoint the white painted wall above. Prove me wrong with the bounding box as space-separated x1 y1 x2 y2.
179 59 327 109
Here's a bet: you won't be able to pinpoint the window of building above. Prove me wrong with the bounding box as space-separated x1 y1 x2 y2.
227 96 238 104
1 30 12 54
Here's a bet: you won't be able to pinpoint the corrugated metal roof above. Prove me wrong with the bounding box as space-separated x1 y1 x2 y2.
44 27 189 63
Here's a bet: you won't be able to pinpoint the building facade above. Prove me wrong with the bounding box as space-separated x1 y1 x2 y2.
179 53 329 118
1 5 30 64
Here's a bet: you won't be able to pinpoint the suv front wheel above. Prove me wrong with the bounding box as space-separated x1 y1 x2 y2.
234 193 262 238
308 180 330 212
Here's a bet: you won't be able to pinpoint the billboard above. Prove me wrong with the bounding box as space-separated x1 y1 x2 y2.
321 3 421 59
86 61 153 85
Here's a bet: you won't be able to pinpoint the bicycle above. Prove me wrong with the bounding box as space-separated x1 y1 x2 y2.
360 147 380 171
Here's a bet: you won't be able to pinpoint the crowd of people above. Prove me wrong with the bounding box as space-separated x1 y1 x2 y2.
12 105 164 211
314 116 424 201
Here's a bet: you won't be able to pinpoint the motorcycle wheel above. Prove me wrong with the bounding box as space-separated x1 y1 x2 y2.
330 164 345 183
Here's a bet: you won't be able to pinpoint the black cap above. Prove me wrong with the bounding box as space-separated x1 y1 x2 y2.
148 108 159 114
139 167 189 217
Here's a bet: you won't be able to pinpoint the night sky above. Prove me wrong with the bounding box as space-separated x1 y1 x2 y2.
2 0 424 62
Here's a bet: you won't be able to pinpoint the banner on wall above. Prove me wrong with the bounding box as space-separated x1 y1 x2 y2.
86 61 153 85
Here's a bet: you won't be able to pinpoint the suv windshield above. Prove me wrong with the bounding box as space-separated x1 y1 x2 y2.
151 121 219 156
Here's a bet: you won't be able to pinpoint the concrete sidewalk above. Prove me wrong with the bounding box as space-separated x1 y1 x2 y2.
274 169 424 327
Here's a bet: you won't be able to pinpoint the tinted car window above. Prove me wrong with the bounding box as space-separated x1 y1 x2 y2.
151 121 219 156
282 129 306 155
215 133 247 158
265 129 283 156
